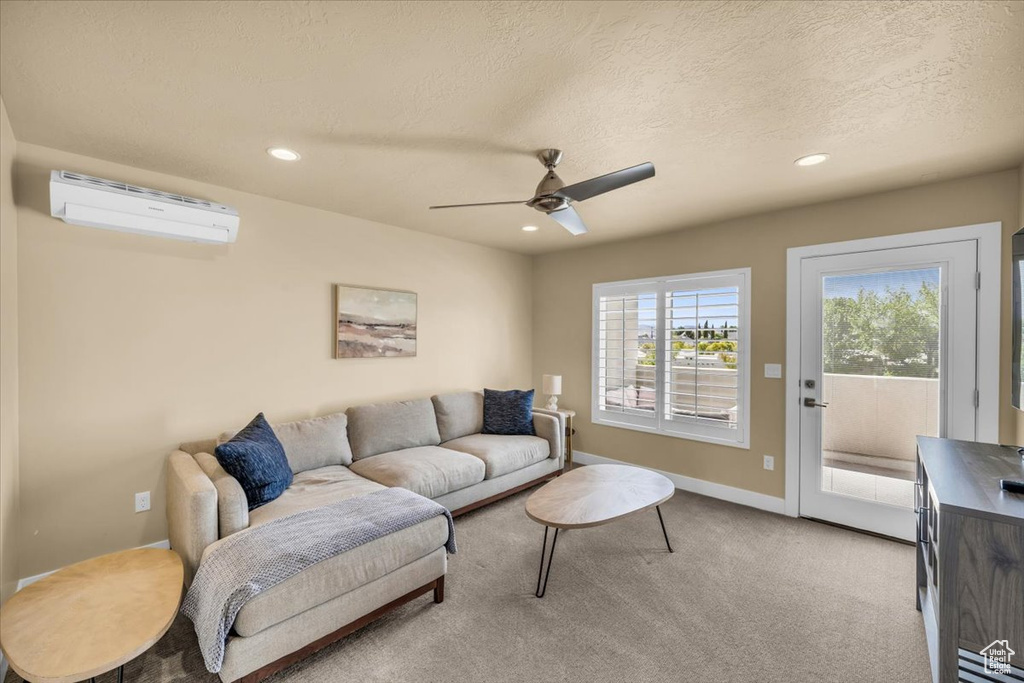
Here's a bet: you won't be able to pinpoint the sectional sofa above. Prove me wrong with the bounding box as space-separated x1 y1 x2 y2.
166 391 563 682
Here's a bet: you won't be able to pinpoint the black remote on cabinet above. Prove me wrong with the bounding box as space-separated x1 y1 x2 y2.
1000 478 1024 494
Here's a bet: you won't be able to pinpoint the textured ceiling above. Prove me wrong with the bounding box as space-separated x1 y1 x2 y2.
1 1 1022 254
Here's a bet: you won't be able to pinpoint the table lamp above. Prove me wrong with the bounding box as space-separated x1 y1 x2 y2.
542 374 562 411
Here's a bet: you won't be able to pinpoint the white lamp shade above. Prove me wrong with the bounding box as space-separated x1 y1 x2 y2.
542 374 562 395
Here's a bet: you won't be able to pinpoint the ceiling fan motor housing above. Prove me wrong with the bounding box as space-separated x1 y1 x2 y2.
531 149 569 212
529 195 569 213
531 171 568 213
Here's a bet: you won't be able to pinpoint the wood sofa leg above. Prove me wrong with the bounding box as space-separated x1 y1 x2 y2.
433 575 445 603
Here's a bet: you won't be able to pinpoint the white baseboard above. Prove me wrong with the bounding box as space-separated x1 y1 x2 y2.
15 539 170 592
573 451 786 515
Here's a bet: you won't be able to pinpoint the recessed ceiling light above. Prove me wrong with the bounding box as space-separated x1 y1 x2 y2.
794 152 830 167
521 225 539 232
267 147 301 161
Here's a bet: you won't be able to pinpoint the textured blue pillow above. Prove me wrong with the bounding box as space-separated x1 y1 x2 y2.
214 413 293 511
482 389 536 436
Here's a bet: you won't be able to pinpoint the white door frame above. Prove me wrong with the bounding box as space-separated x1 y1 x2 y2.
783 222 1002 518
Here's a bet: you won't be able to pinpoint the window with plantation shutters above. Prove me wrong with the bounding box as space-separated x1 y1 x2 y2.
592 268 751 448
594 286 659 429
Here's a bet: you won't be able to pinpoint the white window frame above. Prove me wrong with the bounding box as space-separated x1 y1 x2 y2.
591 267 751 449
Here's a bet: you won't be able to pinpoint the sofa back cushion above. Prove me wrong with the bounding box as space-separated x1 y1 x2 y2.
431 391 484 442
219 412 353 473
272 412 353 472
347 398 441 460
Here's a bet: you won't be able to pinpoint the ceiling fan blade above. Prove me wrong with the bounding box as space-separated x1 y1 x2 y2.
548 205 588 236
429 200 529 209
556 162 655 202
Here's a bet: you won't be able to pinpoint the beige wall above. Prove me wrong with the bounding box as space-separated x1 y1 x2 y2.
534 168 1021 498
0 98 20 600
13 143 533 577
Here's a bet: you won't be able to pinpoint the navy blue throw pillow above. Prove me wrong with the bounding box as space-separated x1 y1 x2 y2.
482 389 536 436
215 413 293 511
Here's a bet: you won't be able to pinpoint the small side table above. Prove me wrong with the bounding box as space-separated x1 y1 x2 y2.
0 548 183 683
556 409 576 470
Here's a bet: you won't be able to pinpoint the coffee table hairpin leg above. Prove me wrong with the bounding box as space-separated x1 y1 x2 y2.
91 666 124 683
535 526 560 598
535 508 673 598
656 506 674 553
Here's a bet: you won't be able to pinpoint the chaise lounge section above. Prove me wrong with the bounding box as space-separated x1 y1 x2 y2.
166 390 562 682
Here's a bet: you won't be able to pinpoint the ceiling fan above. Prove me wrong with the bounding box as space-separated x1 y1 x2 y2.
429 149 655 236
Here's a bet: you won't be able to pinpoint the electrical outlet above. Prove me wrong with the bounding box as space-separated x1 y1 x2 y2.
763 455 775 471
135 491 151 513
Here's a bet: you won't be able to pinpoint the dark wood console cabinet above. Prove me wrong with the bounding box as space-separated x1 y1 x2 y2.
915 436 1024 683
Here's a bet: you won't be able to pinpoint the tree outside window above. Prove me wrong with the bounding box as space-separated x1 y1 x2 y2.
823 282 939 378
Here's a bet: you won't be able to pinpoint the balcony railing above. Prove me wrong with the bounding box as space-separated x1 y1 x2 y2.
822 373 938 470
602 363 738 423
601 369 936 474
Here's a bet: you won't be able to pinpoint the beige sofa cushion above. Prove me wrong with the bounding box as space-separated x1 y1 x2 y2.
349 446 485 498
346 398 441 460
442 433 550 479
231 515 449 636
247 466 384 528
431 391 484 442
197 464 447 637
220 412 353 473
272 412 353 471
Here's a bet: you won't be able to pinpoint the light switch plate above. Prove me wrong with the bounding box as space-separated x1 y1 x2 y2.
764 363 783 379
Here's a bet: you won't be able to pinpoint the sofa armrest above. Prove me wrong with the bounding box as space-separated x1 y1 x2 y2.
166 450 218 587
532 412 563 466
193 451 249 537
531 408 565 433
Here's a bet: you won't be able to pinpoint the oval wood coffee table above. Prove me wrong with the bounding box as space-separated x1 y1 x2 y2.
525 464 675 597
0 548 183 683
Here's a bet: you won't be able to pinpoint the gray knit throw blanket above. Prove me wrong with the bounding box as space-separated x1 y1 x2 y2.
181 487 456 673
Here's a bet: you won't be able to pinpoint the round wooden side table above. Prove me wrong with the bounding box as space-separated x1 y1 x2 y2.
0 548 183 682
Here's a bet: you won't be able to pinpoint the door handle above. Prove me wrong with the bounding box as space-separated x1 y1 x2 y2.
803 398 829 408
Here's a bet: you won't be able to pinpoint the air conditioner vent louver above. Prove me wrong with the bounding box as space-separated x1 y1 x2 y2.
56 170 230 213
85 177 126 191
50 170 239 244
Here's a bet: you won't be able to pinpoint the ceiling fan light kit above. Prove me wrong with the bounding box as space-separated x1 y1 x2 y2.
429 148 655 236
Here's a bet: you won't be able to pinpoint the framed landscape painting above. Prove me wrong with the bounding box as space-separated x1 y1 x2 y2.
334 285 417 358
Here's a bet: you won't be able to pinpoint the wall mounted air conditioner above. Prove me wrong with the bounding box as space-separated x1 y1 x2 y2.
49 170 239 244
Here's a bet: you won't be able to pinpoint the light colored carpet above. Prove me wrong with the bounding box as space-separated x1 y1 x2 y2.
5 488 931 683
